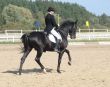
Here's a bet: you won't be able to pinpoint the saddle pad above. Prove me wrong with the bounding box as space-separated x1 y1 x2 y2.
48 34 56 43
48 34 62 43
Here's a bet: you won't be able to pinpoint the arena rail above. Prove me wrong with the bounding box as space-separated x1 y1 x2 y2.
5 28 110 34
0 29 110 42
77 28 109 33
0 35 20 42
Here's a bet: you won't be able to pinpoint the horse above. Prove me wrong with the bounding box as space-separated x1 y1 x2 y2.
19 20 77 75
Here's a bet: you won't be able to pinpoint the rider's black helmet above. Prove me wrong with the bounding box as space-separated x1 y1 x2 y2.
47 7 55 12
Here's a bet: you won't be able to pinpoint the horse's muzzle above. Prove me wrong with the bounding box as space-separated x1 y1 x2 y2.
70 35 76 39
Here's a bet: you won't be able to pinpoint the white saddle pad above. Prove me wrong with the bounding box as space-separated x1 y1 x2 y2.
48 33 62 43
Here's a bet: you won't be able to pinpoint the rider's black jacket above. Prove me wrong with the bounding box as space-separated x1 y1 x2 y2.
44 13 58 33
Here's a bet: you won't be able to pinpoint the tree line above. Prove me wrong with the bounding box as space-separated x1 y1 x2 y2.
0 0 110 30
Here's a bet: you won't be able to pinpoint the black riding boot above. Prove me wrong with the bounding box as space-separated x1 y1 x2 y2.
54 39 60 53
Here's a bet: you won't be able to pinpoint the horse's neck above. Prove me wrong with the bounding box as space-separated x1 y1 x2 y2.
59 28 69 39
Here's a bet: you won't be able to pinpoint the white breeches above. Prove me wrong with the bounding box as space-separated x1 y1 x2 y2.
51 28 62 40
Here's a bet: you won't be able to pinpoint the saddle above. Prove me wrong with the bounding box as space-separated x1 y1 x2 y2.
44 27 62 43
44 32 61 43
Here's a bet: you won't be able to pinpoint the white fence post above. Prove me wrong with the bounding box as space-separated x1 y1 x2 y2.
13 36 14 43
5 30 8 35
6 36 8 41
21 30 23 36
78 28 81 33
89 35 91 40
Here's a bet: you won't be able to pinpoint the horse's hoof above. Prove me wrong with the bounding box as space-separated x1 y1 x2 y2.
57 70 61 73
68 61 71 66
42 69 47 73
17 72 21 75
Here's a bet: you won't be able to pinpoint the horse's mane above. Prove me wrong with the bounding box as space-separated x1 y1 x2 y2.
59 20 74 29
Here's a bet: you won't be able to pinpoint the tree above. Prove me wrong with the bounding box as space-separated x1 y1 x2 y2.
0 0 110 29
1 4 34 30
99 13 108 25
34 11 45 29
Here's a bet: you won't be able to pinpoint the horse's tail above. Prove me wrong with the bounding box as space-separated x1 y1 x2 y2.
21 34 29 53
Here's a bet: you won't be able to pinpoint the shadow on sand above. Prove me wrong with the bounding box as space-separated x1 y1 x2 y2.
2 68 55 75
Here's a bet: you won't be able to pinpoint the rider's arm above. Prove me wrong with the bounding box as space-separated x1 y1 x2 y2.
51 15 58 29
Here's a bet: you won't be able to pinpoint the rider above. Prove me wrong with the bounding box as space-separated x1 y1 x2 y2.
44 7 61 52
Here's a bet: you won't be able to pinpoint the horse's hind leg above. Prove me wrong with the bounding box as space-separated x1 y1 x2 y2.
35 50 46 73
19 49 32 75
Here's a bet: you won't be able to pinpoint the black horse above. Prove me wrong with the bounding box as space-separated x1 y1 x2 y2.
19 20 77 75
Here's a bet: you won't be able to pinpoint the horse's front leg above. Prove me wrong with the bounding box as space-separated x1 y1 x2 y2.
57 51 65 73
65 49 72 65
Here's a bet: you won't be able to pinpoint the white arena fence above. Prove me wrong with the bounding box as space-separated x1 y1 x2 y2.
0 29 110 42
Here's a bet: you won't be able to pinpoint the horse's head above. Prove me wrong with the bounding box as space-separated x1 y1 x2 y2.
69 20 78 39
59 20 78 39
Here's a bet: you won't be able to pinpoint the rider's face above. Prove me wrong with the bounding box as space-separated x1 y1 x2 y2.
49 11 54 15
